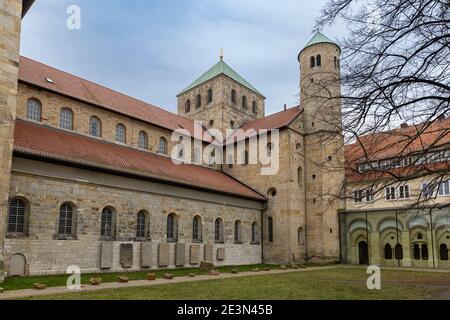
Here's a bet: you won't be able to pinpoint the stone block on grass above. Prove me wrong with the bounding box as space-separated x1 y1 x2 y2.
200 261 215 272
90 277 102 285
147 273 156 281
163 273 174 280
210 270 220 276
33 283 46 290
118 275 129 283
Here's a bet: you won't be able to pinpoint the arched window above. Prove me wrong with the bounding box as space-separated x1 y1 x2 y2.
207 89 213 104
244 150 249 165
89 116 102 137
334 56 337 68
231 89 237 104
421 244 429 260
58 203 75 236
194 148 201 164
384 243 393 259
440 244 449 261
136 211 149 239
395 243 404 260
8 198 27 234
230 120 235 129
196 94 201 108
138 131 148 150
266 143 273 157
268 217 274 243
242 95 248 109
298 227 305 245
167 213 178 241
234 220 242 243
316 54 322 67
252 100 257 114
185 99 191 113
177 143 185 160
413 244 421 260
251 222 258 243
159 137 168 154
115 124 126 143
298 167 303 188
27 98 42 121
215 218 224 243
192 215 202 242
59 108 73 130
310 56 316 68
101 207 115 239
267 188 277 200
208 119 214 128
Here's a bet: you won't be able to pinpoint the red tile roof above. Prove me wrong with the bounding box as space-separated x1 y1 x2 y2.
345 118 450 182
13 120 266 201
18 56 208 141
225 106 302 143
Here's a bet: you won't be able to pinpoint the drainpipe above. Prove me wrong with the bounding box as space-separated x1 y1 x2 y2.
261 202 267 264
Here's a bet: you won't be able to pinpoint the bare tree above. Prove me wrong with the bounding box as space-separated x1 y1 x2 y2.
316 0 450 206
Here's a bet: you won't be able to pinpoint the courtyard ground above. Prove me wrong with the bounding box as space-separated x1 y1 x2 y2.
1 266 449 300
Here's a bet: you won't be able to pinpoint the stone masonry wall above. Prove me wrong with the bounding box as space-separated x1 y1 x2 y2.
4 169 262 275
0 0 22 282
177 74 265 136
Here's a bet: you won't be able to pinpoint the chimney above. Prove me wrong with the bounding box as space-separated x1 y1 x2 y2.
284 104 287 111
400 123 408 128
437 114 446 121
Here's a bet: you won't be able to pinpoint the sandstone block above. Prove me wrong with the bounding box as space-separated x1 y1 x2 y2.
146 273 156 281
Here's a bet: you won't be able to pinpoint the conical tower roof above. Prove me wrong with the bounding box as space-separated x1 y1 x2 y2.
299 32 340 55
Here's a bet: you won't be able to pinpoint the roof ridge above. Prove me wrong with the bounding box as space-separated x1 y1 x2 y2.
19 56 193 123
178 59 264 97
243 105 302 126
14 120 266 201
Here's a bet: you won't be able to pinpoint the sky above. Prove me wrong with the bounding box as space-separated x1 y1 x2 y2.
21 0 346 116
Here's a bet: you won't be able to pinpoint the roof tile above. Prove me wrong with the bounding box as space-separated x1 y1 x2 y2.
13 120 266 201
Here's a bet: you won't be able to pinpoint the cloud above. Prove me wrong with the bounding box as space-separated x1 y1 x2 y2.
21 0 346 114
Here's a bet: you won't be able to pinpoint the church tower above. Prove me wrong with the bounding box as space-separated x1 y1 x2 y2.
298 32 345 261
177 55 265 136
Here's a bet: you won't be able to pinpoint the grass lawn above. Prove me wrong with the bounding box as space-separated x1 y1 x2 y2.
22 267 450 300
1 263 289 291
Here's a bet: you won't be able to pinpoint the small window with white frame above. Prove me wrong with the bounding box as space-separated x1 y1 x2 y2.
438 180 450 196
385 187 396 200
421 182 433 199
353 190 363 203
398 185 410 199
365 189 374 202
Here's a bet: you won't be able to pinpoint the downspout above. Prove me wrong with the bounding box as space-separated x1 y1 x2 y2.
261 202 267 263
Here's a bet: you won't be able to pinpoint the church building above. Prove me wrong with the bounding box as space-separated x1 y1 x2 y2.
0 1 448 280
